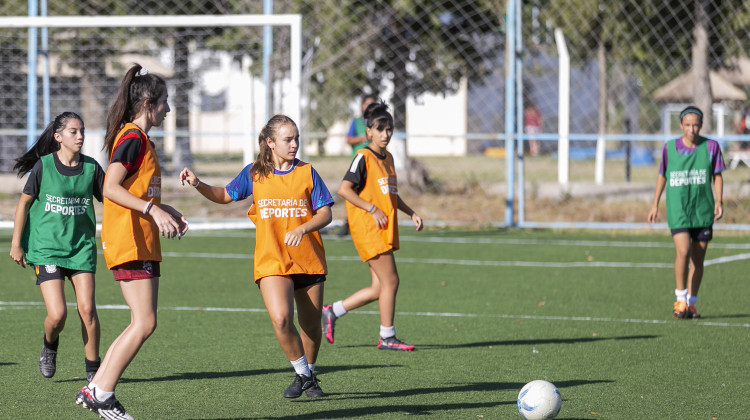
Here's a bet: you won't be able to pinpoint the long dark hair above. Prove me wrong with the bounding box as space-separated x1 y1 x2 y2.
14 111 84 177
104 63 167 155
251 115 298 182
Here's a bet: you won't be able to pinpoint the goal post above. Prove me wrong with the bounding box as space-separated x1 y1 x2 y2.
0 14 302 166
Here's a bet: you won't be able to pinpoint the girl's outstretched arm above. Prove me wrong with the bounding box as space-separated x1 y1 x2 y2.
179 167 233 204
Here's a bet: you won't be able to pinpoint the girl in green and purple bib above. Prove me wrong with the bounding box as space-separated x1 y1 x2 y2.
648 105 725 320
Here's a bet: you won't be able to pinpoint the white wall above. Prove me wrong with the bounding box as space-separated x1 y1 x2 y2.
405 77 467 156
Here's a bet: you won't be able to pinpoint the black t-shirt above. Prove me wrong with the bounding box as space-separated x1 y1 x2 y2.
23 152 105 201
343 147 387 194
110 128 145 178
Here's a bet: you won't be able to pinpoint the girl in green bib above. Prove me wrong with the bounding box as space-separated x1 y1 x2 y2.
648 105 725 320
10 112 105 381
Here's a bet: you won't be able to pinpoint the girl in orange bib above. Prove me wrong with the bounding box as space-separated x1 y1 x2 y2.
180 115 334 398
322 101 423 351
76 64 188 420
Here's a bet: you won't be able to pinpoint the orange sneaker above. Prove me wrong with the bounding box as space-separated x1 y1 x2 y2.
687 303 701 319
673 301 687 319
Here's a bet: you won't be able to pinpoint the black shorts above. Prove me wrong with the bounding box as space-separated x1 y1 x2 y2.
257 274 326 290
671 226 713 243
34 265 92 285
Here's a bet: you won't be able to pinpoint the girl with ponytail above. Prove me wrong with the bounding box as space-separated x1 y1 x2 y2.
76 64 188 420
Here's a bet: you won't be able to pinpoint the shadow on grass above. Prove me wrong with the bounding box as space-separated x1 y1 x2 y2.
696 313 750 320
55 364 395 384
190 379 613 419
415 334 659 349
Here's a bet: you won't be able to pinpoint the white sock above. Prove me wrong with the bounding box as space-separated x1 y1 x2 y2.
308 363 316 374
291 356 311 377
332 301 347 318
687 295 697 305
675 288 687 302
89 384 114 402
380 325 396 339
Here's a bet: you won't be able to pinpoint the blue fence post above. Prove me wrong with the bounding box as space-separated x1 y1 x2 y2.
504 0 516 227
27 0 38 150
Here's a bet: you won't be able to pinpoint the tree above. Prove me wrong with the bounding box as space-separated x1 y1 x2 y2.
293 0 501 187
532 0 750 133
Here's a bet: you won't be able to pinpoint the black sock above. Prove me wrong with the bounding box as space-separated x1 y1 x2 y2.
85 358 101 373
43 335 59 352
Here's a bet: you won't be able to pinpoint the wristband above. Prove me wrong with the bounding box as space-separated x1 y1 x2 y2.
143 201 153 215
193 180 201 188
369 204 376 214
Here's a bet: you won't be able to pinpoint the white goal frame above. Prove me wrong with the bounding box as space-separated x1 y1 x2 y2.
0 14 302 166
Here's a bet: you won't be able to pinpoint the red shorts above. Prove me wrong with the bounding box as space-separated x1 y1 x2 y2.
111 261 160 281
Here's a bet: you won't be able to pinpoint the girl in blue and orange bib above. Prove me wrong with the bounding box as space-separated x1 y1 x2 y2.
10 112 104 382
76 64 188 420
322 101 424 351
179 114 334 398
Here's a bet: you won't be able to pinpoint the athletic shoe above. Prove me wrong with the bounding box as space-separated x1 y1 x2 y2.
76 386 134 420
321 305 337 344
39 345 57 378
673 300 688 319
304 374 325 398
377 336 415 351
687 303 701 319
283 374 314 398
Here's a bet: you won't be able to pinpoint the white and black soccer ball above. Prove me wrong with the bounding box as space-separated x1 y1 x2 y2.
517 380 562 419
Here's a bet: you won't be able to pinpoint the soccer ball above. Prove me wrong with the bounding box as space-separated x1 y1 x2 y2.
517 380 562 419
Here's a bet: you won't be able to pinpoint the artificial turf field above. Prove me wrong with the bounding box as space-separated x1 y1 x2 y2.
1 228 749 419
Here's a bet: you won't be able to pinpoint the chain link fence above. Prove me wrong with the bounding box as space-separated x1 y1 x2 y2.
1 1 750 226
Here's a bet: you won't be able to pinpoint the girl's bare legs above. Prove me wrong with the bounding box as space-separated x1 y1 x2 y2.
259 276 305 361
672 233 691 291
70 272 100 362
688 240 708 297
40 279 68 343
92 277 159 392
295 283 324 364
341 250 399 327
39 279 67 377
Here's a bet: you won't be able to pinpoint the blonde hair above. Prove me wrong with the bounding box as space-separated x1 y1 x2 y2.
251 114 298 182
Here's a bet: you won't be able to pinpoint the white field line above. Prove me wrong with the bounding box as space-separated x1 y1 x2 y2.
2 301 749 329
160 251 750 269
188 230 750 250
395 236 750 250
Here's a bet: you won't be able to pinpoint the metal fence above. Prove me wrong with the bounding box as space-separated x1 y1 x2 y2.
2 1 750 227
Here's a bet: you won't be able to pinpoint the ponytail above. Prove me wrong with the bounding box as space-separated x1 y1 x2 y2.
14 111 83 177
251 115 298 182
104 63 167 155
363 100 393 131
